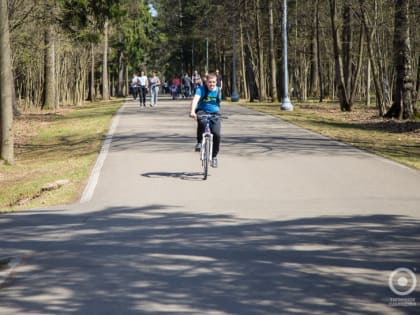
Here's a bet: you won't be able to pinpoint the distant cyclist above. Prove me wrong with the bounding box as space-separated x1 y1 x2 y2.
189 72 222 168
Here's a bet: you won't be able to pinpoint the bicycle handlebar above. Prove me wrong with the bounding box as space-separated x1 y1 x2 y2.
197 114 228 119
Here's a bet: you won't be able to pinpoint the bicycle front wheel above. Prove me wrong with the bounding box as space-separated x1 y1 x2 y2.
202 137 211 180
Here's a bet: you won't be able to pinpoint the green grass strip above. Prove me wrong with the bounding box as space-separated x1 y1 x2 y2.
0 99 122 212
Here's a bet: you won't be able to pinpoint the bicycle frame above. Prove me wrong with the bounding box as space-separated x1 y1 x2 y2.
196 113 226 180
197 114 218 180
201 120 213 162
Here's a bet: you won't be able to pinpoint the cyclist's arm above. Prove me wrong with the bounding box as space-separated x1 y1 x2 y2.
190 94 200 118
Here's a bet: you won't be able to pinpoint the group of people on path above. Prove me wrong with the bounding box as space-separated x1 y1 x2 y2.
129 68 223 107
130 71 161 107
168 69 223 100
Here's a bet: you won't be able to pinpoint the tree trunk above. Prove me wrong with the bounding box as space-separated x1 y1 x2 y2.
385 0 416 119
0 0 15 164
310 3 319 98
89 43 95 101
255 0 266 101
359 0 386 115
416 54 420 98
342 3 352 99
329 0 351 111
239 13 249 100
316 0 323 102
102 18 110 100
245 41 258 102
350 24 364 101
117 50 124 97
366 26 386 115
42 24 56 110
366 58 371 106
268 0 278 102
125 64 129 97
12 78 20 116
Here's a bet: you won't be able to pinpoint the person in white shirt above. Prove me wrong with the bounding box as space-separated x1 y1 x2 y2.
138 71 148 107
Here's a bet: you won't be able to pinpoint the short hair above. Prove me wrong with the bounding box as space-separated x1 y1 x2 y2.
206 73 217 80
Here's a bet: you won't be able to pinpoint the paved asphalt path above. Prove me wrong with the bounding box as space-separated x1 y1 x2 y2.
1 96 419 314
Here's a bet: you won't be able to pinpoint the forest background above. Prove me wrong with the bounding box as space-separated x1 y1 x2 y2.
0 0 419 209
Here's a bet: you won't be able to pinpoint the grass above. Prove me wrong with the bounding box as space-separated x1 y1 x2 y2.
0 99 122 212
241 100 420 170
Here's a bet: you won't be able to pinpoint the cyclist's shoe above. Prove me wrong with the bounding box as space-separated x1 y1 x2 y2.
195 143 201 152
211 157 218 168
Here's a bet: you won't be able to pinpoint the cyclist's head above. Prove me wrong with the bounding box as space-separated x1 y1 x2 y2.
206 73 217 90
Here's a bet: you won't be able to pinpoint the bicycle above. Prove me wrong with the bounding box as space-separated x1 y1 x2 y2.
197 114 225 180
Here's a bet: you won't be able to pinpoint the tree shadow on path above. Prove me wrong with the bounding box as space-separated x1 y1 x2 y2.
1 207 419 314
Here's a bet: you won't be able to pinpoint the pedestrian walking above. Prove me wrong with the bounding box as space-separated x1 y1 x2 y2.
138 71 148 107
130 74 139 100
172 76 181 98
192 70 202 95
182 73 192 98
149 71 161 106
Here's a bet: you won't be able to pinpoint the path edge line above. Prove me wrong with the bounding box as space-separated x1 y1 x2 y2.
80 103 125 203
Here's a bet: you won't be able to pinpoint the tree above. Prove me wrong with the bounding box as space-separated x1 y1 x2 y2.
255 0 266 101
102 17 110 100
328 0 352 111
385 0 417 119
268 0 278 102
309 0 319 99
42 23 57 109
112 0 158 96
0 0 15 164
359 0 387 116
4 0 419 121
315 0 324 102
87 0 124 100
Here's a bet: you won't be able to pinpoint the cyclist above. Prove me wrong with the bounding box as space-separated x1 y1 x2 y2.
189 72 222 168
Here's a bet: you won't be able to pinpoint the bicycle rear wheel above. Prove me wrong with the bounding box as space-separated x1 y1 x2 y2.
202 137 211 180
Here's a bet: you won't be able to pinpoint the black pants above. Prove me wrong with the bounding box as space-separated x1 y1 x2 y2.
196 113 221 158
131 86 138 99
138 86 147 105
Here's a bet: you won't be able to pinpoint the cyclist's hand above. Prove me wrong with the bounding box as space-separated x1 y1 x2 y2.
189 111 197 119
